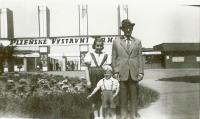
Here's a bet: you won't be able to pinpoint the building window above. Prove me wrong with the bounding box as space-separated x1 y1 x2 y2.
145 55 162 64
196 56 200 62
172 57 184 62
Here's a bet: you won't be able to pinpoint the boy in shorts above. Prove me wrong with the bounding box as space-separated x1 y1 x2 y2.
87 66 119 119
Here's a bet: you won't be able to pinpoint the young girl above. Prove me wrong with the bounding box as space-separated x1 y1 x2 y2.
84 36 111 119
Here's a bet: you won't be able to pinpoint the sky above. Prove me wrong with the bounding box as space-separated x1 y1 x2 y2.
0 0 200 48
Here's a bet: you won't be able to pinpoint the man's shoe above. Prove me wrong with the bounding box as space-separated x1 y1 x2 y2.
120 118 126 119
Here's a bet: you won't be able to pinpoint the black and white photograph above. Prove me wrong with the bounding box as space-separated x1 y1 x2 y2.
0 0 199 119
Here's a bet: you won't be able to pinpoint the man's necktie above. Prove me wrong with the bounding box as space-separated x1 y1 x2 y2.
127 38 131 49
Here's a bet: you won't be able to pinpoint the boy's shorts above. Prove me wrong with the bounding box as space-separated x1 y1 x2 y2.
101 90 116 108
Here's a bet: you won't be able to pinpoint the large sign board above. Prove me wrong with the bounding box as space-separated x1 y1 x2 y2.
5 36 119 46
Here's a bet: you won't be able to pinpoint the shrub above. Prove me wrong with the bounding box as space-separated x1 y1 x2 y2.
0 96 7 112
19 73 32 79
7 73 20 82
6 80 15 91
0 76 8 82
19 92 91 119
138 84 159 109
0 96 28 117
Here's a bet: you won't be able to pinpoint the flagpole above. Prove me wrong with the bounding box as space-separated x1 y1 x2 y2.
127 5 128 19
87 5 88 46
78 5 80 35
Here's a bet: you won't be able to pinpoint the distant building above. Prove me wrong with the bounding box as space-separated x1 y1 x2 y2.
142 48 162 69
3 42 200 72
153 43 200 69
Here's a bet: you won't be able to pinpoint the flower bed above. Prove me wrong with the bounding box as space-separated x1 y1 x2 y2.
0 73 91 118
0 73 159 118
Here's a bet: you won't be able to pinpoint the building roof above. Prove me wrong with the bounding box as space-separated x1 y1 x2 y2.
142 48 153 52
15 50 39 54
153 43 200 51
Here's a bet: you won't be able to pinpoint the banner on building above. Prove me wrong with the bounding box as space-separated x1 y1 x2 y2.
6 36 119 46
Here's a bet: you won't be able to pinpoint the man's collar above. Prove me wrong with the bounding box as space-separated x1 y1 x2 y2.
104 78 111 80
124 36 133 41
93 51 104 54
104 77 113 80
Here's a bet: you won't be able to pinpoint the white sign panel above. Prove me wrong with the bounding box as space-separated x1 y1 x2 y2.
9 36 118 46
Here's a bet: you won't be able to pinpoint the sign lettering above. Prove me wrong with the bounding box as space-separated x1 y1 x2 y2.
8 36 118 46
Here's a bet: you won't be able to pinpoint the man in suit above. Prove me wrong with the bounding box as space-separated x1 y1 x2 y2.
112 19 144 119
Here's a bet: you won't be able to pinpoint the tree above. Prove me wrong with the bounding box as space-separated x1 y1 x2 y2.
17 64 23 72
5 45 18 72
0 44 6 74
0 43 18 73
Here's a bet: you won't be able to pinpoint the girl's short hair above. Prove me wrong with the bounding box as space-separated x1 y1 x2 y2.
92 36 104 49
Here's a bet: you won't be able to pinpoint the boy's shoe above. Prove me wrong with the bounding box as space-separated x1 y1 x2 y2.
94 117 103 119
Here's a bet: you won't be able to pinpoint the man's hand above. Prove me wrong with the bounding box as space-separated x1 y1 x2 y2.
87 81 91 88
138 74 144 81
113 94 117 98
113 73 120 81
87 95 92 99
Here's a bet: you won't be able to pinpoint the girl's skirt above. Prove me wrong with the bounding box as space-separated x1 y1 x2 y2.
89 67 104 103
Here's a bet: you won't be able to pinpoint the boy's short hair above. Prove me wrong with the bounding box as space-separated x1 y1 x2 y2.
104 69 112 74
103 65 113 74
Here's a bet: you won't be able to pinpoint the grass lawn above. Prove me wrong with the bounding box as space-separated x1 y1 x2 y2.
157 75 200 83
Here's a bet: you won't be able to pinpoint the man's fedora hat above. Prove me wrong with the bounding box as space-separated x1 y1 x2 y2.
119 19 135 29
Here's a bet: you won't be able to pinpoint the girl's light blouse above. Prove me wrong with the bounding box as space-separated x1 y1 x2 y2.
84 51 111 67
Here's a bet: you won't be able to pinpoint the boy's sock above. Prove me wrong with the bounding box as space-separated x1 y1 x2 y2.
94 110 98 118
99 106 103 118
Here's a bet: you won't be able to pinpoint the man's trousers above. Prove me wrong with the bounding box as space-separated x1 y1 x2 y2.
119 73 139 119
